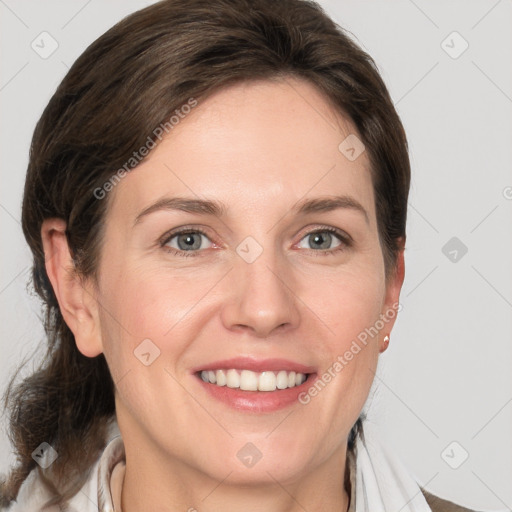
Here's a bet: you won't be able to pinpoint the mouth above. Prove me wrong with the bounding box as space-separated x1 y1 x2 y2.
195 369 314 392
190 357 317 412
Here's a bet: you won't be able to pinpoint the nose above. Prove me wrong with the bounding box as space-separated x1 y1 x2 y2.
221 250 301 338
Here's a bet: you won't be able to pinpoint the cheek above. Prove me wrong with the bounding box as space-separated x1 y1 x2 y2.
300 264 385 350
97 268 210 413
102 262 213 337
296 264 384 410
97 265 222 382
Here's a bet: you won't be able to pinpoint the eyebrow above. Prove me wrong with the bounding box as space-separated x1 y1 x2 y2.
133 194 369 227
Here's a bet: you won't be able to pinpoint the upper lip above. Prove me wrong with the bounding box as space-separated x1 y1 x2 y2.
192 356 316 374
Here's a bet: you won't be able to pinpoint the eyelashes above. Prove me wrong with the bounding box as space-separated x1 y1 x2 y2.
160 228 212 258
159 225 352 258
294 226 352 256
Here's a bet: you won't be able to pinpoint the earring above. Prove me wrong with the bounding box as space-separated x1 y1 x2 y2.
382 335 390 350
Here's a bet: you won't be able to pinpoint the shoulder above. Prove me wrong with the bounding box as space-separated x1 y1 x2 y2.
2 423 124 512
1 468 55 512
421 488 481 512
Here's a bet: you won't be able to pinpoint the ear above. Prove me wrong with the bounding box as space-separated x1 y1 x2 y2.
379 239 405 353
41 218 103 358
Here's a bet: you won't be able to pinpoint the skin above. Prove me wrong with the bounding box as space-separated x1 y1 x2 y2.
42 77 405 512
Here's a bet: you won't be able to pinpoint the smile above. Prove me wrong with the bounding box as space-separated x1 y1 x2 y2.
199 369 309 392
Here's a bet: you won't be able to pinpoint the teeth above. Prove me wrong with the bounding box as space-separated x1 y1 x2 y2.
200 369 308 391
240 369 259 391
216 369 227 386
276 370 288 389
226 369 239 388
258 371 276 391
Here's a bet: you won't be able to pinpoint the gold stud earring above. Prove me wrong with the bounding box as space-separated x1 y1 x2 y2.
382 335 390 349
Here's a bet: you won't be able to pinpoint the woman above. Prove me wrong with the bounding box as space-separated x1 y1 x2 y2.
0 0 482 510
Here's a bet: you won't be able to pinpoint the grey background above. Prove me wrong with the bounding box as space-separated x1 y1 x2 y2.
1 0 511 509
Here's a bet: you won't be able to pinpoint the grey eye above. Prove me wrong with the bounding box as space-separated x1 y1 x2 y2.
297 231 342 251
166 232 212 251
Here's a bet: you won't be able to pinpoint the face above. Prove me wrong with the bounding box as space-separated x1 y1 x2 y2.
79 77 403 485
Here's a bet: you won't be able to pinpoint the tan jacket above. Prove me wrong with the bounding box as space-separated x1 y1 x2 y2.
421 490 480 512
344 441 479 512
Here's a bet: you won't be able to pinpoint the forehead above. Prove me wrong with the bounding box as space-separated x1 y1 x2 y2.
106 77 375 223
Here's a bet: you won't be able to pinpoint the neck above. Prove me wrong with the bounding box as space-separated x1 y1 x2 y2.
118 432 351 512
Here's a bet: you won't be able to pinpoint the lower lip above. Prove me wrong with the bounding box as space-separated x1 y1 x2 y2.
195 373 318 413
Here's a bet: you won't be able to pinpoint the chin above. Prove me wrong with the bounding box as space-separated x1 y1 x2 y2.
193 444 313 486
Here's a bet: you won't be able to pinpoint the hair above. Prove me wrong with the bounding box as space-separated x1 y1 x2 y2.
0 0 409 507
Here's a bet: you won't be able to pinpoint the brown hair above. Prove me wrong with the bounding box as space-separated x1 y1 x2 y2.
0 0 409 506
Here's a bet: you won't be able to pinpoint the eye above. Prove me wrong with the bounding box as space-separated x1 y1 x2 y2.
161 228 213 257
160 225 351 258
296 227 351 255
